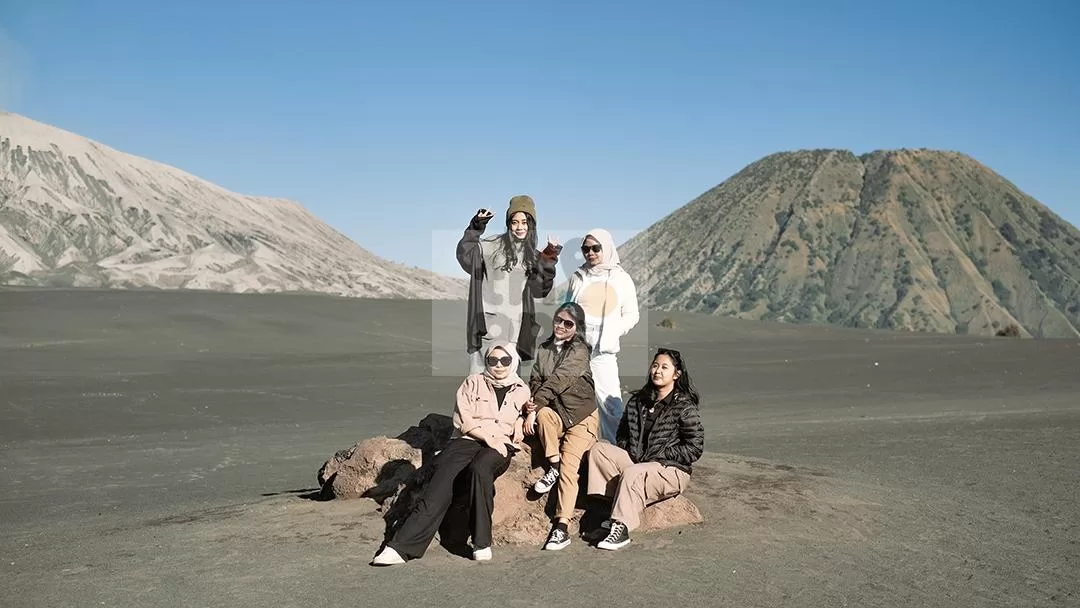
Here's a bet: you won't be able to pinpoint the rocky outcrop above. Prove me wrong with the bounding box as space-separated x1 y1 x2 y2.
317 414 703 546
316 413 454 501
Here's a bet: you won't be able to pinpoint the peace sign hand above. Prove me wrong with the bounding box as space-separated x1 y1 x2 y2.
470 208 495 230
541 235 562 260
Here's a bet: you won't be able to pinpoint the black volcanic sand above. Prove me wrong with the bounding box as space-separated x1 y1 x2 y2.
2 288 1078 607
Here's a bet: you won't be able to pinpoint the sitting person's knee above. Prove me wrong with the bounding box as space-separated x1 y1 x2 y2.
538 407 560 425
621 463 652 481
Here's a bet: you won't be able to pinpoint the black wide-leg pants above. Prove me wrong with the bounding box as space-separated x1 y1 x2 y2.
387 437 512 559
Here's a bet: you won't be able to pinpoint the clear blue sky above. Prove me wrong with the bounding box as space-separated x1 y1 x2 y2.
2 0 1077 277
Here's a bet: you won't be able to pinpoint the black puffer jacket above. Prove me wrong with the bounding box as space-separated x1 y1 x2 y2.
616 390 704 474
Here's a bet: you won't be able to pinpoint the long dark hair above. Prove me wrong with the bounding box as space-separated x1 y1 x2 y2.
633 347 700 405
542 301 587 346
495 213 539 273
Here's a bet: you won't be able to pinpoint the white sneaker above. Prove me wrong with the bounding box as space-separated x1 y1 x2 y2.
473 546 492 561
371 546 405 566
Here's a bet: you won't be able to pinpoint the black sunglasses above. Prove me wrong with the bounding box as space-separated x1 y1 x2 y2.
553 317 576 329
486 355 513 367
581 244 602 254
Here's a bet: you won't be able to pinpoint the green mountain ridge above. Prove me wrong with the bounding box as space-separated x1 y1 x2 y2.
620 148 1080 338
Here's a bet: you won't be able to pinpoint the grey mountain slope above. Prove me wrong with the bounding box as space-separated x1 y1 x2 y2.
0 112 465 299
620 149 1080 338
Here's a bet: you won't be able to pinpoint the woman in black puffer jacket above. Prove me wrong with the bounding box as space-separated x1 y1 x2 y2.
586 347 704 551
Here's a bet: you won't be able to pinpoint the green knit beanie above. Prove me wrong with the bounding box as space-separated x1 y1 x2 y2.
506 195 536 224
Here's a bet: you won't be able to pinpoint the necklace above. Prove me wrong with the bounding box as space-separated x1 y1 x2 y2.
649 390 674 414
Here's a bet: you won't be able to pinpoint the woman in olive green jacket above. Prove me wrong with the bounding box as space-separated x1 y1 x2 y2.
524 301 599 551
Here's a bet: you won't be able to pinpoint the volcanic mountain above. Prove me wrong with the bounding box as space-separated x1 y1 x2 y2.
620 149 1080 338
0 112 464 299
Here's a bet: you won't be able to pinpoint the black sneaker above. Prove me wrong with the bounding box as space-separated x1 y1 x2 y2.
543 526 571 551
533 465 560 494
597 520 630 550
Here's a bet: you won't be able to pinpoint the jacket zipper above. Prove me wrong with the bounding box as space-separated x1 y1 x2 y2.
640 392 678 459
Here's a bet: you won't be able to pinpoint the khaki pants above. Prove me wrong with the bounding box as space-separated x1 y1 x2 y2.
536 407 599 522
586 441 689 531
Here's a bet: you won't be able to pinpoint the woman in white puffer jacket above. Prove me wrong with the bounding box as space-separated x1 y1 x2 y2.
564 228 640 443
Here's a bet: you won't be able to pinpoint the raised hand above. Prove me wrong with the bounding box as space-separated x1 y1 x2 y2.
470 208 495 230
541 234 563 259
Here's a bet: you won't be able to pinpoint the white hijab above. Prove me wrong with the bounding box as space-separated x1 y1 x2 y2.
581 228 620 275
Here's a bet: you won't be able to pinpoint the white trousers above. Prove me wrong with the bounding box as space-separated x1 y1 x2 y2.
590 352 624 443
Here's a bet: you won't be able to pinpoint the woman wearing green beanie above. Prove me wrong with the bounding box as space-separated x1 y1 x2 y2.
456 195 562 378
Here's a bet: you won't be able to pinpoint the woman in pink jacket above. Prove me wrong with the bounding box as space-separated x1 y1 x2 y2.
371 342 530 565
